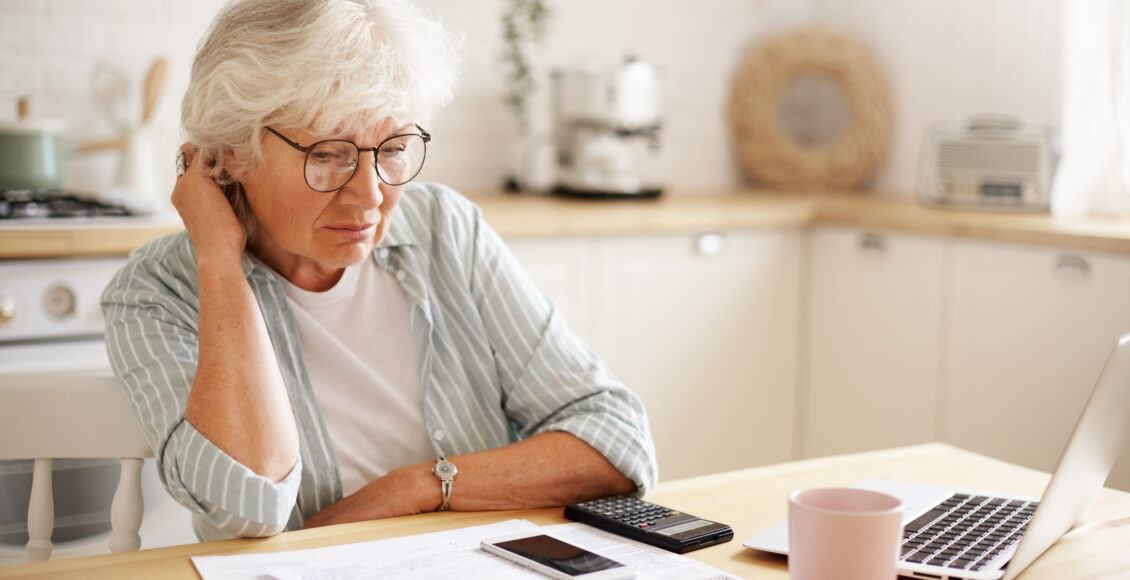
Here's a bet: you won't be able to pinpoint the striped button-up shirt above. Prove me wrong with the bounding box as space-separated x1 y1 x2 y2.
101 183 658 541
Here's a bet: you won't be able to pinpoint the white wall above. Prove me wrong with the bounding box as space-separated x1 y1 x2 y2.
416 0 813 192
811 0 1061 195
0 0 1059 200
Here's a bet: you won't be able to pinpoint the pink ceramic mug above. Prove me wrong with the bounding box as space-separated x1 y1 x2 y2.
788 487 904 580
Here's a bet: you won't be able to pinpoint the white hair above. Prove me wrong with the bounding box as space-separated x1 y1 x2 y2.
181 0 460 199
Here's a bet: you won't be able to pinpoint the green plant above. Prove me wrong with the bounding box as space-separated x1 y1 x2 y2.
500 0 551 134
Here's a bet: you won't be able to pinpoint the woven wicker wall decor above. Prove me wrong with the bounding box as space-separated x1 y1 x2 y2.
729 27 893 191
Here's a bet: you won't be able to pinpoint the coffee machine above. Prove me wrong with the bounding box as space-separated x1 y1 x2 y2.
551 56 663 198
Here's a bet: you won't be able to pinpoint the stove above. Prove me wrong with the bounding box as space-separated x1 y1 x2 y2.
0 190 133 220
0 257 126 343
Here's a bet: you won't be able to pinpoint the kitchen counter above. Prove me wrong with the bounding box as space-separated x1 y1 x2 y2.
475 189 1130 254
4 189 1130 259
0 215 185 260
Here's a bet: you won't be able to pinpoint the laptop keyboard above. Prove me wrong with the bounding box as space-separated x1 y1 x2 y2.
900 493 1038 572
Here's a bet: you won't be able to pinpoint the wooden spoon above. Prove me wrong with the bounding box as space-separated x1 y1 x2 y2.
141 57 168 125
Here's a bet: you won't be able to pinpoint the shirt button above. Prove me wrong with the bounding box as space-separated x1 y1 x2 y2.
378 248 390 259
433 429 446 442
395 270 407 282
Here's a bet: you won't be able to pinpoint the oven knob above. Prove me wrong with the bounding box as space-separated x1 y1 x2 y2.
0 296 14 326
44 285 77 319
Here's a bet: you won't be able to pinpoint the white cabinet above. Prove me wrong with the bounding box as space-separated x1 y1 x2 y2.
595 232 801 481
943 240 1130 490
509 225 1130 492
803 227 945 458
507 230 801 482
505 237 598 347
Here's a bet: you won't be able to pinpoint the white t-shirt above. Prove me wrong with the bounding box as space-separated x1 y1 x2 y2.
277 258 435 496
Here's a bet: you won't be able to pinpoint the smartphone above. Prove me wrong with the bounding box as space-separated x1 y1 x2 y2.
481 531 636 580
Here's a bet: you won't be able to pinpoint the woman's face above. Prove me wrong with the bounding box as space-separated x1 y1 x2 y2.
236 121 410 291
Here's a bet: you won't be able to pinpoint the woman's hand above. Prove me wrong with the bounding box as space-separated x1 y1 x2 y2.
171 144 246 268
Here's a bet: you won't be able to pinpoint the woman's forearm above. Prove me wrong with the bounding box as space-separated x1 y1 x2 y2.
440 432 636 511
185 255 299 481
303 431 635 528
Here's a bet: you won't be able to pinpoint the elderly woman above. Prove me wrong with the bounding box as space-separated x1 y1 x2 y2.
101 0 656 541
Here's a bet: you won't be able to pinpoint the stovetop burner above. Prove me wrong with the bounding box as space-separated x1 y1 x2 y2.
0 190 133 220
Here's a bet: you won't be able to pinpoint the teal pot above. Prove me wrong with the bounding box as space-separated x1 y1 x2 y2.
0 120 70 191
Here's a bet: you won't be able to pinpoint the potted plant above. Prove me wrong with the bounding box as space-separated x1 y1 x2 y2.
500 0 552 135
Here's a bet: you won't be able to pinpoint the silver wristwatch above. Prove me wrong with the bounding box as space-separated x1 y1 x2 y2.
432 457 457 511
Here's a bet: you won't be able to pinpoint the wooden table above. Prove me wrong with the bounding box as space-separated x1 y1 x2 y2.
4 443 1129 579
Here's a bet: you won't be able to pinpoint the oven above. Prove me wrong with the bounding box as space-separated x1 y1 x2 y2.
0 251 196 563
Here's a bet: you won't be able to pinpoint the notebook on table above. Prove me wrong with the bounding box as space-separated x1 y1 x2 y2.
744 332 1130 580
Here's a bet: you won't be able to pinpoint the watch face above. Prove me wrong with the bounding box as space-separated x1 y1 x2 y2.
434 460 457 479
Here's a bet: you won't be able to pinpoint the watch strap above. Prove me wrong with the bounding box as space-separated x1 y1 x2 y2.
438 478 453 511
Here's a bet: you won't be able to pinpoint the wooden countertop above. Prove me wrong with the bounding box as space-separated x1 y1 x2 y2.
0 216 185 260
4 190 1130 259
474 190 1130 254
4 443 1130 579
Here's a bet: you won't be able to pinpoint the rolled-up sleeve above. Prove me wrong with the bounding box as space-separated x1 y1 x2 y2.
101 243 300 538
463 203 659 495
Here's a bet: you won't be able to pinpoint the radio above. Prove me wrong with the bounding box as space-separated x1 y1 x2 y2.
916 115 1057 211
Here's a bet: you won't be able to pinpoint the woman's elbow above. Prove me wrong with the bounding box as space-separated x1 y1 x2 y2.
209 510 291 539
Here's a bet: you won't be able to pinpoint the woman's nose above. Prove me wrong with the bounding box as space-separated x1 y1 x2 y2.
341 153 384 209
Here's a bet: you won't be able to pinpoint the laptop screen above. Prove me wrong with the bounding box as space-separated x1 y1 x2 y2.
1001 332 1130 580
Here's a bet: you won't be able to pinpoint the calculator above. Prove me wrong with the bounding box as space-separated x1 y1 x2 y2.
564 495 733 554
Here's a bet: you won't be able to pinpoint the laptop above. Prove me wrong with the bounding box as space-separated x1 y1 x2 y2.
744 332 1130 580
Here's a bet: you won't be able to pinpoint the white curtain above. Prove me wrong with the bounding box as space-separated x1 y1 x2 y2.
1052 0 1130 217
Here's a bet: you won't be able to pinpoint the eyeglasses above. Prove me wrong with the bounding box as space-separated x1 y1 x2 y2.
264 125 431 192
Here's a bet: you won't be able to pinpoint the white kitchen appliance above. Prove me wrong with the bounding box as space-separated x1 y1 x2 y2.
551 56 663 198
0 257 195 564
917 115 1057 211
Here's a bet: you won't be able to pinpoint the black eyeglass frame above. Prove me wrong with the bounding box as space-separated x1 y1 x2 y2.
264 125 432 191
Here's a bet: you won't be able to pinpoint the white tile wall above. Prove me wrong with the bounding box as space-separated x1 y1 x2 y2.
0 0 227 206
0 0 1060 200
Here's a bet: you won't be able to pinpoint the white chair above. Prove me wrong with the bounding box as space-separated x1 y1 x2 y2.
0 372 152 561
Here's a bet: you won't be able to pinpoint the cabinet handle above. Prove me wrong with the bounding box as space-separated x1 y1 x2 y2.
858 232 887 254
1054 254 1091 278
695 233 726 256
0 295 14 326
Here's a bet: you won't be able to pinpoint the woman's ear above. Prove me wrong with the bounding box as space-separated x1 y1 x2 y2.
221 148 245 182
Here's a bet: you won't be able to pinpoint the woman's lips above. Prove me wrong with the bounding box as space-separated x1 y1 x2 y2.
326 222 377 242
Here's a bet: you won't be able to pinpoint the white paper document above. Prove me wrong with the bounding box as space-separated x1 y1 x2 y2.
190 518 741 580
